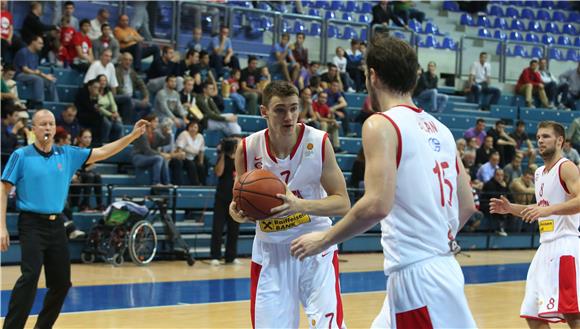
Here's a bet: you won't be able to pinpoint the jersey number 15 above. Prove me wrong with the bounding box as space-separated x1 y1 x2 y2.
433 161 453 207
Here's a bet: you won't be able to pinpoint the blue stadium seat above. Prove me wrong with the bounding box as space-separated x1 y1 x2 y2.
419 35 439 48
493 17 507 29
509 45 528 57
552 11 566 22
329 1 343 11
568 12 580 23
443 1 460 12
344 1 357 12
256 2 271 10
356 2 372 14
325 11 335 20
308 8 320 17
525 33 539 43
542 34 555 45
336 154 356 171
562 24 576 36
327 25 339 38
520 8 535 20
460 13 474 26
392 31 407 41
341 26 357 40
530 46 543 58
536 9 550 21
557 0 571 9
342 12 353 22
510 19 524 31
505 7 519 19
309 22 321 36
424 21 440 35
575 37 580 48
557 35 571 46
360 28 368 41
281 20 290 33
548 48 562 60
175 188 216 209
544 22 560 34
540 0 555 9
509 31 523 41
487 5 503 17
477 15 491 28
493 30 507 41
313 0 329 9
230 1 252 8
293 21 306 34
408 19 422 33
358 14 370 24
57 85 78 102
261 17 274 32
478 28 491 38
440 37 457 50
527 21 542 33
565 49 578 62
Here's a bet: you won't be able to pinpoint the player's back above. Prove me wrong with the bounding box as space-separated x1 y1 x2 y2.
378 106 459 274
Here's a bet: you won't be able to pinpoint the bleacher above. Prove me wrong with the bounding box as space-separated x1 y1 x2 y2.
2 0 580 264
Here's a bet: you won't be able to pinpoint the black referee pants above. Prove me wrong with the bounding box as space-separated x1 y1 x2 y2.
3 213 71 329
210 197 240 263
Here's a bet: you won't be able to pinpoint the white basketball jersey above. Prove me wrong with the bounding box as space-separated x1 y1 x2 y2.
243 124 332 244
377 106 460 275
534 157 580 243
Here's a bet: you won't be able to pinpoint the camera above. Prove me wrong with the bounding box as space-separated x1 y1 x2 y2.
220 137 238 155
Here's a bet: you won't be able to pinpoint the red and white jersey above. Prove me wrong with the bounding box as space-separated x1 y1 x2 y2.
534 157 580 243
243 124 332 244
0 10 12 41
377 106 459 275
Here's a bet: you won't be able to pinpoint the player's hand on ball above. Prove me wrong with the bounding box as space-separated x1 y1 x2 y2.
490 195 510 214
290 231 327 261
229 201 255 223
521 205 550 223
270 186 301 217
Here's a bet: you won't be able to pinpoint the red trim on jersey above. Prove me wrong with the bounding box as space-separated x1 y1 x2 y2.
558 160 571 194
559 255 580 314
290 123 306 160
543 157 565 175
395 306 434 329
332 251 344 328
520 315 564 323
321 133 329 163
250 261 263 329
394 104 424 113
242 138 248 172
376 113 402 168
264 129 278 163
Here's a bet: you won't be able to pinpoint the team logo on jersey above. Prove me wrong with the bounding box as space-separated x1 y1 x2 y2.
428 138 441 152
57 163 63 171
305 141 315 158
259 213 311 232
539 219 554 233
307 143 314 150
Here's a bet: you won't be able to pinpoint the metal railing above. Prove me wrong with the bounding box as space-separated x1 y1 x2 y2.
458 36 504 81
280 13 325 63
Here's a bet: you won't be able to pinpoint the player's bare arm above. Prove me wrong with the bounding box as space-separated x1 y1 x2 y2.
490 195 528 218
290 114 397 260
0 181 12 251
87 119 149 164
521 161 580 222
456 154 477 230
229 139 254 223
271 137 350 217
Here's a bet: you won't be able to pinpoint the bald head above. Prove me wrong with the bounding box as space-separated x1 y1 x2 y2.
32 109 55 126
32 110 56 146
121 52 134 69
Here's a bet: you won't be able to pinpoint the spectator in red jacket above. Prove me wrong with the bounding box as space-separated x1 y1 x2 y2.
516 59 553 109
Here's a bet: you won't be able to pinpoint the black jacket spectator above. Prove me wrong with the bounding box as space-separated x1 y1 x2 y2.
21 11 56 44
414 71 438 97
371 2 394 27
147 57 179 80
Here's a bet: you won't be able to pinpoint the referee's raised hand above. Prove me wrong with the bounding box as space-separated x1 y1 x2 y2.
131 119 150 137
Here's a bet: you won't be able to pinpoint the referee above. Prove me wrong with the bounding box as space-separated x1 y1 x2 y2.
0 110 148 329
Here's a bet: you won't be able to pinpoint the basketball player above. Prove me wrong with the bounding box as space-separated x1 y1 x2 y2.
491 121 580 328
229 81 350 329
290 35 478 328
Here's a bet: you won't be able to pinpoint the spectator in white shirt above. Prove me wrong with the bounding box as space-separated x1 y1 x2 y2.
175 120 208 185
467 51 501 111
538 58 559 106
88 8 109 40
83 49 118 92
332 46 355 92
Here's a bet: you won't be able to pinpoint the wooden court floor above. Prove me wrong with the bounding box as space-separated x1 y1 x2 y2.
0 250 570 328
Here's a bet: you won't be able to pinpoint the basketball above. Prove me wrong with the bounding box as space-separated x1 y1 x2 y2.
233 169 286 220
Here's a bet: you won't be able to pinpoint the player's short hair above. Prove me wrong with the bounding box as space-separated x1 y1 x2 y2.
262 81 299 107
538 121 565 138
366 35 419 95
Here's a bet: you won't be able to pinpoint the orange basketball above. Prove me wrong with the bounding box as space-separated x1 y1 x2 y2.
233 169 286 220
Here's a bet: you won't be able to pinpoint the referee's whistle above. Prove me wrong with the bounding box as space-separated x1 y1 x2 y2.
44 133 49 141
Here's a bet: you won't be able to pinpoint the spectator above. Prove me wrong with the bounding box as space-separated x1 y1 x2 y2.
1 106 21 167
309 75 324 96
312 91 342 153
92 24 120 65
147 46 182 95
325 80 350 136
463 118 487 147
567 117 580 153
96 74 123 142
84 49 118 91
268 32 300 83
475 135 496 167
196 50 216 85
156 120 188 185
258 66 271 92
59 1 79 30
413 61 448 113
130 1 153 41
223 69 246 114
131 114 171 186
563 139 580 165
75 77 117 146
154 75 187 130
240 55 262 115
465 137 479 154
72 129 104 211
462 151 480 188
509 120 536 164
345 39 365 92
13 36 58 108
332 47 355 92
357 96 374 124
189 3 221 36
196 82 241 136
456 138 466 158
56 105 81 141
538 58 560 107
463 186 484 232
186 27 204 53
503 151 523 185
516 59 552 109
349 148 365 200
371 1 395 28
208 25 240 78
175 120 208 185
467 52 501 111
115 52 152 122
392 0 425 27
210 137 240 266
178 49 200 79
476 151 501 183
509 167 535 206
57 16 76 68
0 0 21 65
180 77 198 115
291 32 309 70
1 64 25 110
558 62 580 110
298 87 320 129
20 1 57 44
71 19 94 72
114 14 159 72
320 63 343 91
88 8 109 40
487 120 517 166
298 61 320 90
480 168 511 236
